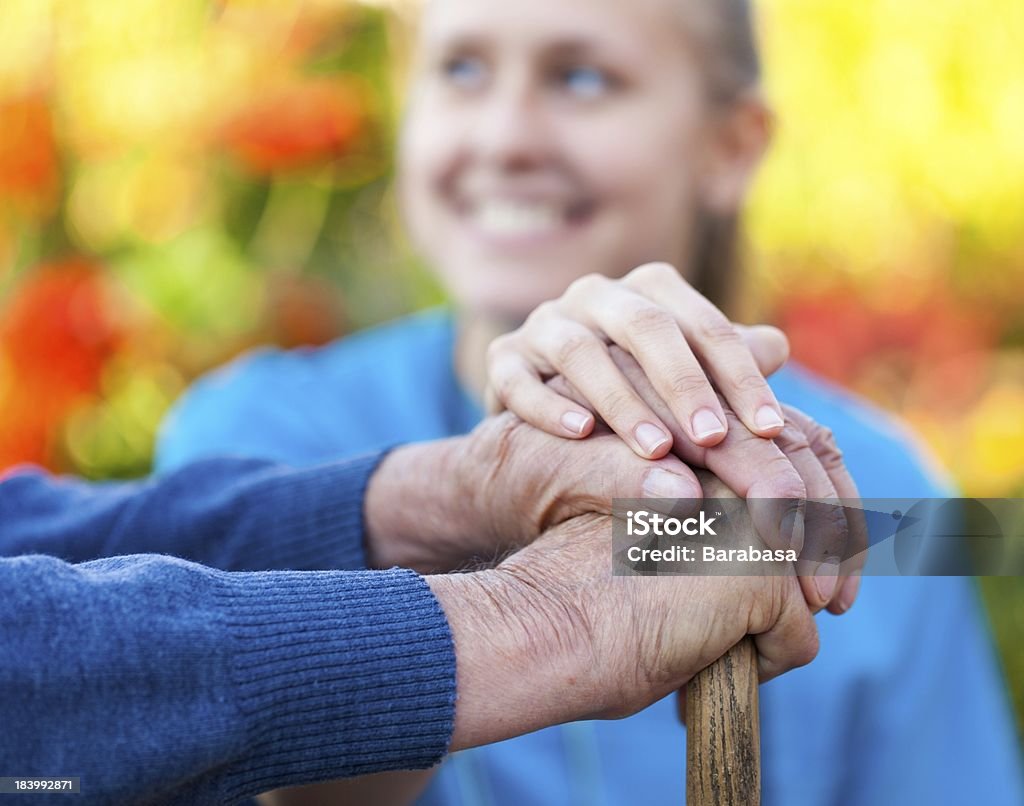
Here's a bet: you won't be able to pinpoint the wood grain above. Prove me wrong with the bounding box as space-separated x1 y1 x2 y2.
685 637 761 805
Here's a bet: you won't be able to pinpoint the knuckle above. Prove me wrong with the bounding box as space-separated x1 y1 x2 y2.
775 423 812 455
696 315 742 346
808 425 845 470
625 304 675 336
629 261 676 285
486 334 514 364
553 333 597 368
567 273 606 299
526 300 559 327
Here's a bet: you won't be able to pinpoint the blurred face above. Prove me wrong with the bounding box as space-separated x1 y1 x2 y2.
399 0 729 320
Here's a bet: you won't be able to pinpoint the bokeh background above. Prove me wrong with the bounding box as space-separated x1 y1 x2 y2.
0 0 1021 726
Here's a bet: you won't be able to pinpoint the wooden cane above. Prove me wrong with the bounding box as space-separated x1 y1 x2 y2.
685 637 760 805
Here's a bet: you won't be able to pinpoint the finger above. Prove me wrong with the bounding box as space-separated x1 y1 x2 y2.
624 263 786 439
752 578 820 683
489 352 595 439
533 320 675 459
605 345 806 552
560 280 729 447
773 421 847 612
783 405 868 614
736 324 790 377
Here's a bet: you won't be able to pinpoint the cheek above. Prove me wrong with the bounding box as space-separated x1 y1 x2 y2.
578 123 703 268
397 106 456 246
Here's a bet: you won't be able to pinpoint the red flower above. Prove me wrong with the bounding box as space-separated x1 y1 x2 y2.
221 78 364 175
0 259 125 470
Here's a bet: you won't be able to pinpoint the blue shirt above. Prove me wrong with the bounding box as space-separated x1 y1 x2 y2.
1 455 456 805
157 309 1024 806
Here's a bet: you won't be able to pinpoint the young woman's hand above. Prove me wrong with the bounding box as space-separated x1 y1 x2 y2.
485 262 789 459
564 345 867 616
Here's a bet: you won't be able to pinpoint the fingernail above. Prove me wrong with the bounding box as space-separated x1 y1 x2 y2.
780 504 805 553
814 558 840 604
635 422 670 455
838 571 862 612
561 411 591 435
755 405 785 431
643 468 693 499
692 408 726 441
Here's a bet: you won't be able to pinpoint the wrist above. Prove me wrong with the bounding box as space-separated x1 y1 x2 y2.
364 439 479 572
427 567 598 751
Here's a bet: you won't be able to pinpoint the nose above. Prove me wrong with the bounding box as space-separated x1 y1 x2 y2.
469 67 553 171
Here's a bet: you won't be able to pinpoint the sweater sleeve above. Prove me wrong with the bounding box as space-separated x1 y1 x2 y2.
0 453 387 572
2 554 456 805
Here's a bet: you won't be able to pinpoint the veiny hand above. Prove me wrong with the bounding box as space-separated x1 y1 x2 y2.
485 262 790 457
363 411 702 573
430 512 820 752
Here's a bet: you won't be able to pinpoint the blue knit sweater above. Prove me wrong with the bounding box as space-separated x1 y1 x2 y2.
0 456 457 804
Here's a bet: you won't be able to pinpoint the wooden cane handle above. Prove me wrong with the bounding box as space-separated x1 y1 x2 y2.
685 637 761 805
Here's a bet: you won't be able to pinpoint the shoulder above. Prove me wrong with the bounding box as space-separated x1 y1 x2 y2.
770 363 954 497
156 310 456 471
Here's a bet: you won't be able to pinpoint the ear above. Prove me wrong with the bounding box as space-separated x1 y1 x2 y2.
699 92 774 214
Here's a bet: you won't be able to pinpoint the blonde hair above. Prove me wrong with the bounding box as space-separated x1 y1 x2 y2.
687 0 761 102
684 0 761 312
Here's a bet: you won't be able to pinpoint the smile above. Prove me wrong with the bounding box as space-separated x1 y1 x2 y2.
461 198 595 244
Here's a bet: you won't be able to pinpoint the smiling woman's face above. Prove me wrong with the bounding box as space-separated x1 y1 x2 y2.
399 0 727 320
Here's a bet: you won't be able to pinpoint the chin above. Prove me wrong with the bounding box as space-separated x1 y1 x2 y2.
452 280 554 323
437 254 576 318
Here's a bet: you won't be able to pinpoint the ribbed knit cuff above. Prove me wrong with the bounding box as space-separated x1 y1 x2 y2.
240 452 388 572
214 567 455 804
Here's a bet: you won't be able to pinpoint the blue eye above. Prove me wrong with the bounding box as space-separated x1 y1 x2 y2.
560 66 611 98
443 56 487 90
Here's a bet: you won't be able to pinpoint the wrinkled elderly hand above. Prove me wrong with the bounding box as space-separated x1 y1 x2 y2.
430 511 819 751
363 411 699 573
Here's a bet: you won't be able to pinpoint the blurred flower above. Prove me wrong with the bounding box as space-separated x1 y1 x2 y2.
0 259 126 468
220 77 364 174
0 94 59 216
265 271 347 347
776 278 998 405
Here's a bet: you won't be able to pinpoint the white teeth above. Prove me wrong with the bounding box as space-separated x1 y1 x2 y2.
474 201 563 236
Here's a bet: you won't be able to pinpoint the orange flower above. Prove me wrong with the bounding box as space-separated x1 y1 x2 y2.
0 94 60 214
220 78 364 175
